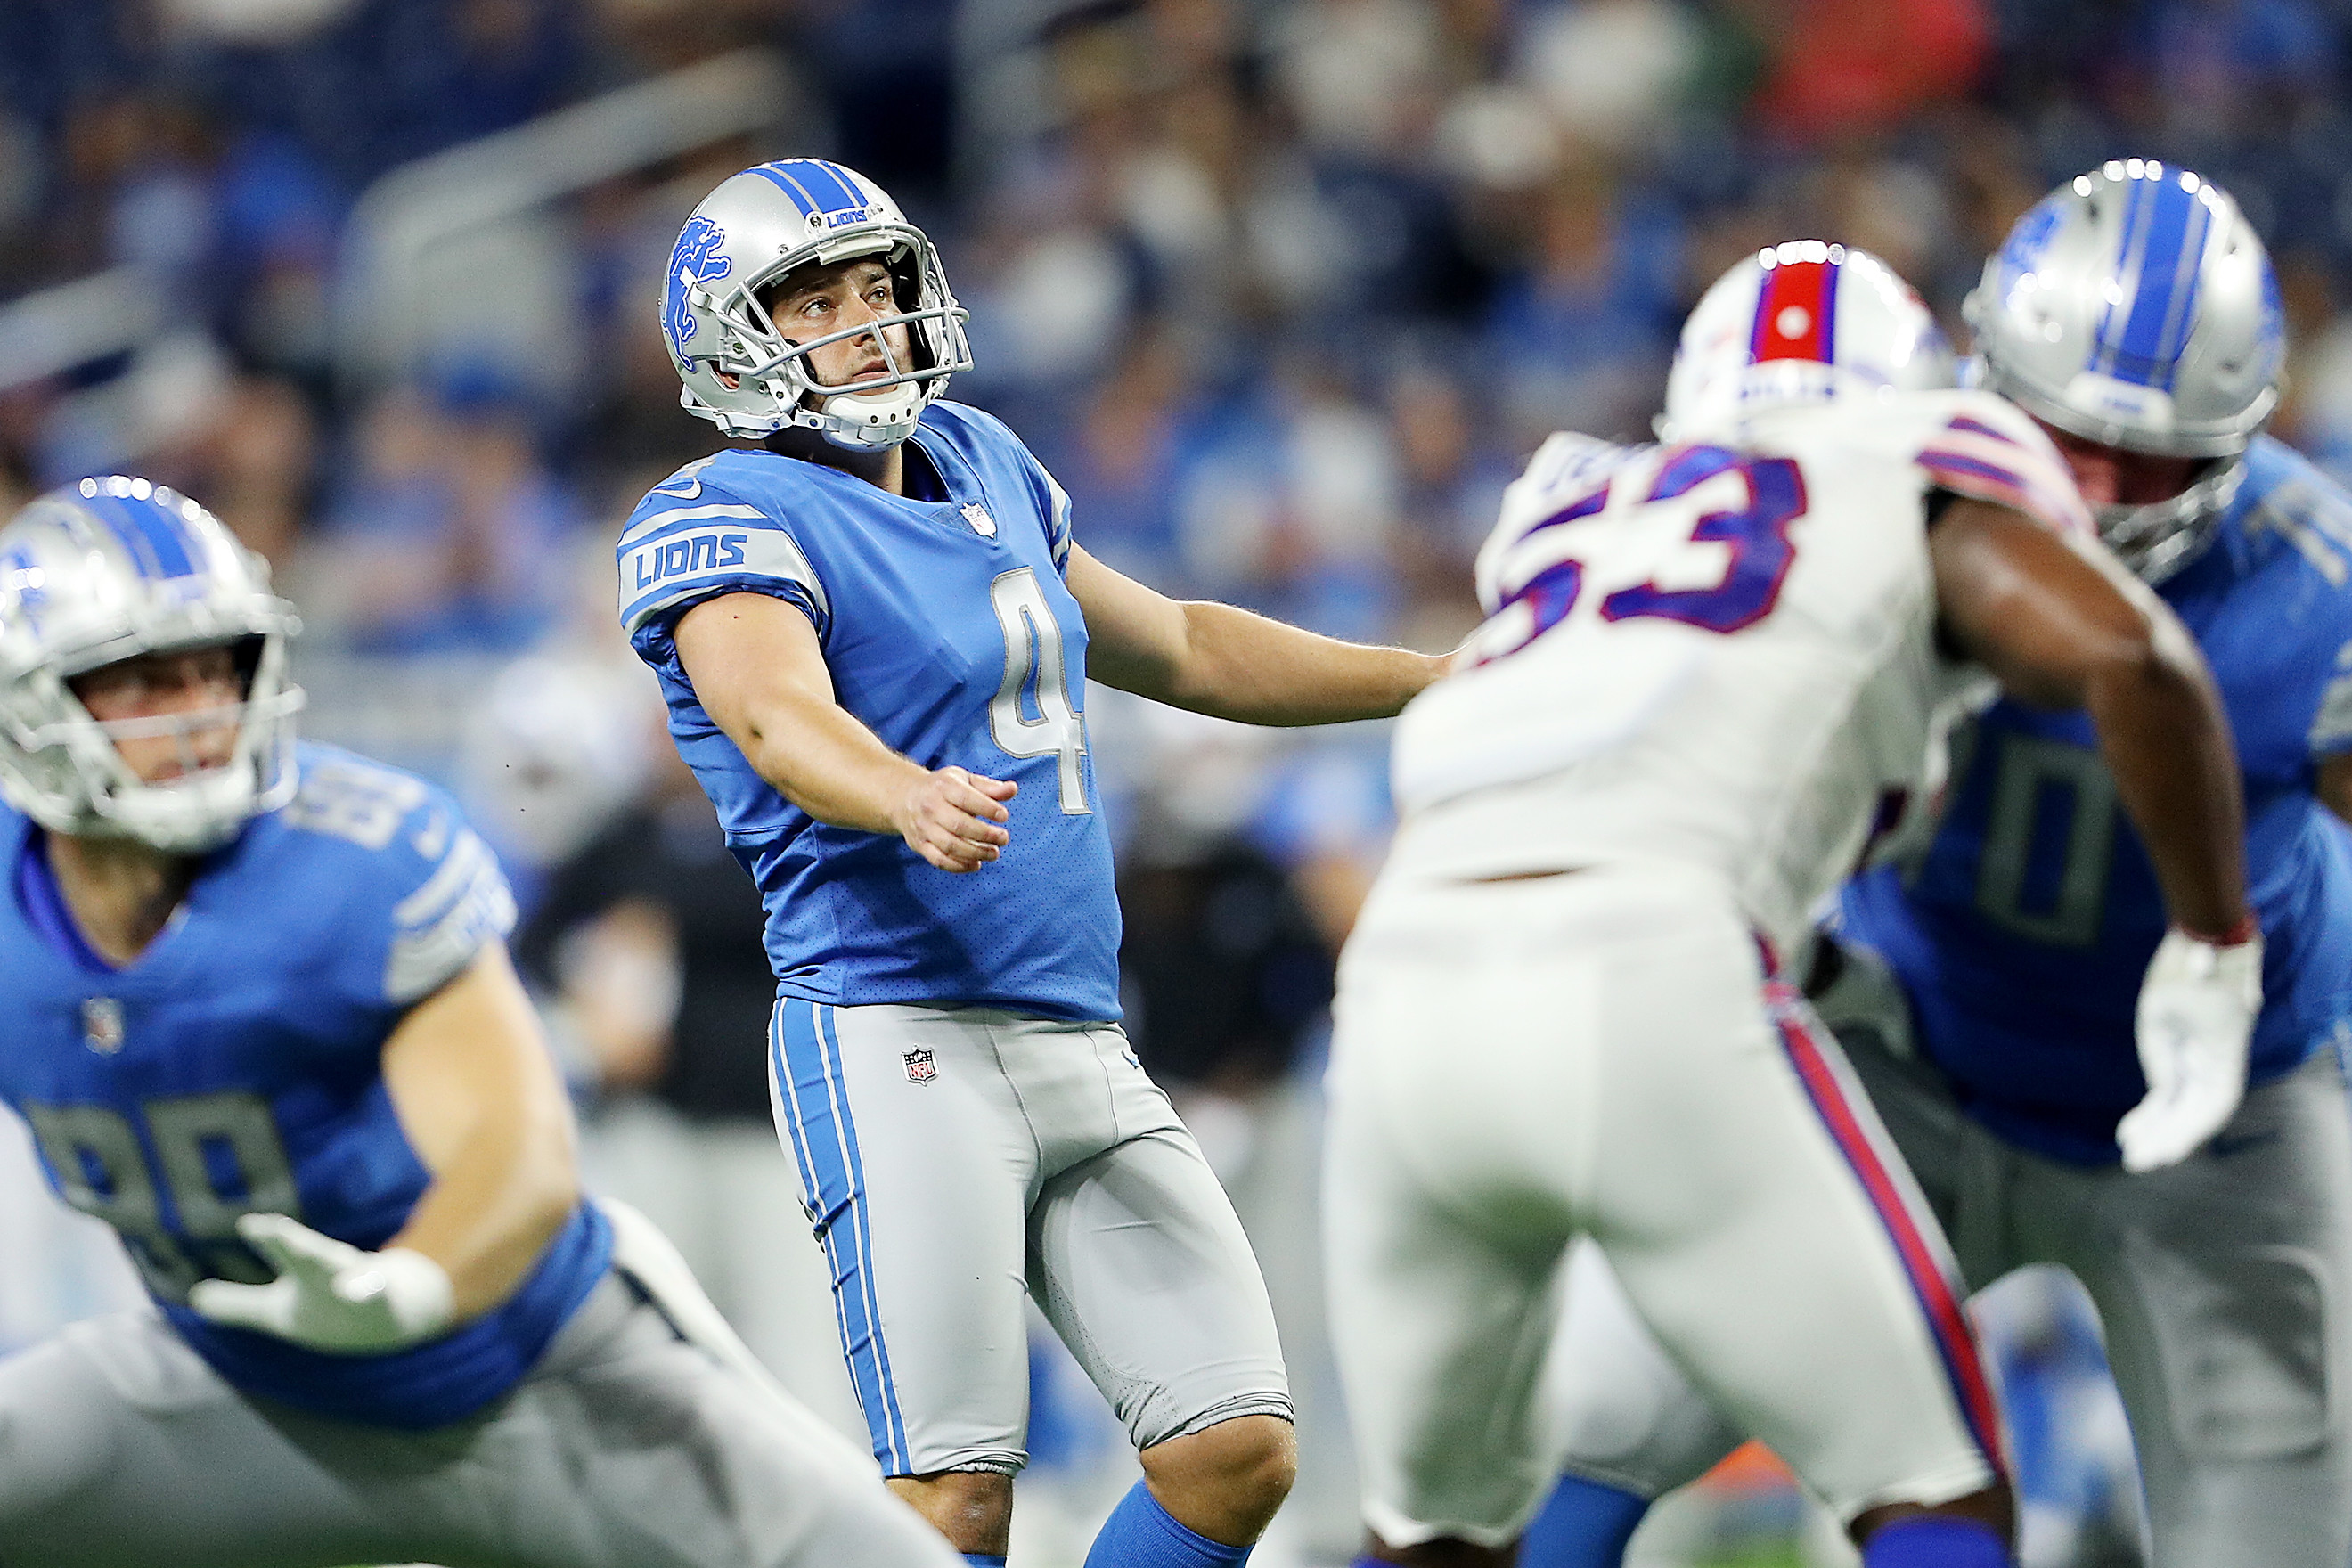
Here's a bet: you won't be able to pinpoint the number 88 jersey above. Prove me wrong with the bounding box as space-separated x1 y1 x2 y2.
620 400 1123 1024
0 744 612 1428
1389 389 2091 960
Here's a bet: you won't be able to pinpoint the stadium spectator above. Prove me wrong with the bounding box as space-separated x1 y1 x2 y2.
9 0 2352 1557
313 375 582 653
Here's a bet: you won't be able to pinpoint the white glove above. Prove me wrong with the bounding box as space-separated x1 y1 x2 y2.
186 1213 454 1353
2119 925 2264 1173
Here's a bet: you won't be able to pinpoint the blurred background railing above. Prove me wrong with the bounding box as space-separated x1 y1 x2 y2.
337 45 799 388
1 1 2338 1562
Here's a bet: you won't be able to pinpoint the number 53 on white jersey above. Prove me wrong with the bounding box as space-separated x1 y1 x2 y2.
1390 389 2091 956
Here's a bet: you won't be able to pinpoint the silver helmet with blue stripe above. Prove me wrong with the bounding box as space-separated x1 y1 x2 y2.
1964 160 2283 581
0 477 301 851
663 159 974 448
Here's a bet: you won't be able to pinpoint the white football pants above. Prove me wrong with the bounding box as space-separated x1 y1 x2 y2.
1323 860 2005 1548
1544 935 2352 1568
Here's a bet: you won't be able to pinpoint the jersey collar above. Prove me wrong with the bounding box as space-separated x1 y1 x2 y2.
13 822 119 976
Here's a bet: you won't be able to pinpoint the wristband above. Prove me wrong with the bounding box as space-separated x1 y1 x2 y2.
335 1245 456 1340
2177 912 2259 947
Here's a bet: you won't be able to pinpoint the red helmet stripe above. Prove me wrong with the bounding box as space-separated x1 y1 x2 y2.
1750 258 1839 365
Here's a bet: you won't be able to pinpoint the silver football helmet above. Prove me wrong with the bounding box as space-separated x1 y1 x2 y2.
1964 160 2283 582
0 477 302 852
663 159 974 448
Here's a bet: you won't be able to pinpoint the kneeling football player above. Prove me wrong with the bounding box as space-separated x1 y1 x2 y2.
0 478 960 1568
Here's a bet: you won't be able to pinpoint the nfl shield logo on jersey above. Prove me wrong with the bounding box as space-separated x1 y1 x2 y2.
960 503 997 538
903 1048 938 1084
81 997 125 1056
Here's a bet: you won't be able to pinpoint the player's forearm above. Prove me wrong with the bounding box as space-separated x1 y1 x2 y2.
734 693 932 836
380 947 588 1319
1932 501 2249 935
2085 632 2250 939
390 1118 579 1319
1145 600 1444 726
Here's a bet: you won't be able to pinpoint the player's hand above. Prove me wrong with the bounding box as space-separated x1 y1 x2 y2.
186 1213 455 1353
2119 926 2264 1172
894 764 1016 872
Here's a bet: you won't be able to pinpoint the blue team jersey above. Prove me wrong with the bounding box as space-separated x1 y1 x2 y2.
0 743 612 1428
1845 435 2352 1164
619 401 1123 1023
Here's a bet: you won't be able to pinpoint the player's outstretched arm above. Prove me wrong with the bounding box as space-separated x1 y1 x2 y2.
1932 495 2261 1171
185 943 581 1348
674 591 1016 872
1067 544 1445 724
1931 497 2246 935
376 942 584 1316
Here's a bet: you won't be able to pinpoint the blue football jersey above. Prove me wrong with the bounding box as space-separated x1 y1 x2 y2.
619 401 1123 1022
1845 435 2352 1164
0 743 612 1428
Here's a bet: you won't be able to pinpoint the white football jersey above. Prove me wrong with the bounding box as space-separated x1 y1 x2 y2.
1389 388 2093 957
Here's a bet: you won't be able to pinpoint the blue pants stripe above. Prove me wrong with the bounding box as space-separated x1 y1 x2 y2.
767 1005 862 1433
816 1002 912 1461
772 1000 911 1470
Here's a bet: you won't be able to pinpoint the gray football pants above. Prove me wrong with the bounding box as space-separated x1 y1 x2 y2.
0 1273 963 1568
1548 940 2352 1568
767 1000 1292 1477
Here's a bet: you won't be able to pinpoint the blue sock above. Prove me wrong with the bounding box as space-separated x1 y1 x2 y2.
1518 1473 1653 1567
1861 1516 2011 1567
960 1557 1008 1568
1082 1478 1253 1568
1347 1558 1408 1568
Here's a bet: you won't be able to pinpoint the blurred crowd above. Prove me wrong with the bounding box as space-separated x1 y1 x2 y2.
10 0 2352 903
4 0 2350 1560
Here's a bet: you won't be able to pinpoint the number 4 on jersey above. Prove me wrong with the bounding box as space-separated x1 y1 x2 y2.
988 567 1090 814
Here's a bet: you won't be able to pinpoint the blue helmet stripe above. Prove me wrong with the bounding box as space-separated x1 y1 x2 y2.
2101 179 2209 391
2117 181 2201 390
749 162 820 216
798 159 866 211
2147 192 2213 376
151 495 205 575
88 494 197 579
753 159 864 216
2090 176 2151 380
87 501 160 578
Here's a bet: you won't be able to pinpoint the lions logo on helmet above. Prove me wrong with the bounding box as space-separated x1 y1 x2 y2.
1966 161 2283 581
0 478 301 853
664 215 732 372
662 158 975 450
